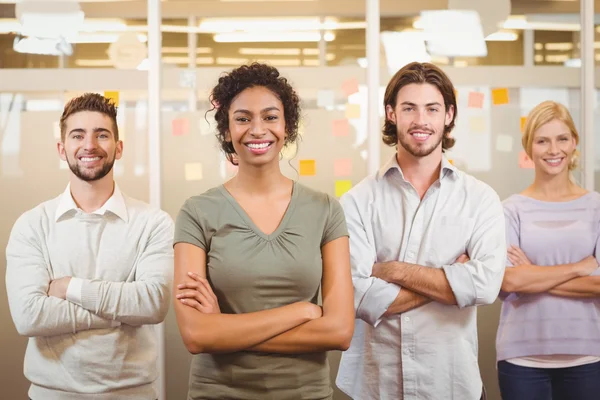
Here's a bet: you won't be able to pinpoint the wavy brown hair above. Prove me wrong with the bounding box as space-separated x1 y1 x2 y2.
60 93 119 142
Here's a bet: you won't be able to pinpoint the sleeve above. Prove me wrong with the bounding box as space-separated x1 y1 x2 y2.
497 200 521 301
341 191 401 327
442 187 507 307
5 213 118 337
70 211 175 326
174 198 207 250
320 195 349 247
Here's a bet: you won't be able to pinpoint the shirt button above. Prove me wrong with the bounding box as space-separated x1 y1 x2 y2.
407 251 415 258
404 316 410 322
403 349 410 356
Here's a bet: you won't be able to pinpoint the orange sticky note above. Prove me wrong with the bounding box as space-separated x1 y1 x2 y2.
520 116 527 133
518 151 535 169
448 159 454 165
332 119 350 137
341 78 359 97
468 92 484 108
172 118 190 136
299 159 316 176
491 88 509 105
334 158 352 177
335 180 353 197
104 91 119 106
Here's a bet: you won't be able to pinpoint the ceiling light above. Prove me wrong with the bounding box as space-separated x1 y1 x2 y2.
213 32 335 43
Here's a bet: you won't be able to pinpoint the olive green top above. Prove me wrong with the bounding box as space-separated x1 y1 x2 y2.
174 181 348 400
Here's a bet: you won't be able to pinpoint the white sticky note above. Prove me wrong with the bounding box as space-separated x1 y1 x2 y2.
53 121 61 140
317 90 335 107
59 159 68 170
185 163 203 181
495 135 513 152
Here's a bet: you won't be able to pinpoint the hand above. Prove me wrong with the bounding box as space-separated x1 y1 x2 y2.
302 302 322 320
48 276 71 299
575 256 598 276
455 253 470 264
372 261 396 282
176 272 221 314
507 245 532 266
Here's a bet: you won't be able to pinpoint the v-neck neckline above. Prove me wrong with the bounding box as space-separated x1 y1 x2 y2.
219 181 298 241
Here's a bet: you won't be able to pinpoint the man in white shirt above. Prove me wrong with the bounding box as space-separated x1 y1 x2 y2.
335 62 505 400
5 93 174 400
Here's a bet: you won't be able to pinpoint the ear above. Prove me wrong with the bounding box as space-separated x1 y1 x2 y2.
115 140 124 161
445 104 455 127
385 104 396 124
57 140 67 161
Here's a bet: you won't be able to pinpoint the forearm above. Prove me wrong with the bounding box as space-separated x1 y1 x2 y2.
548 277 600 298
177 302 316 354
383 288 430 316
502 264 583 294
387 262 457 305
70 278 170 326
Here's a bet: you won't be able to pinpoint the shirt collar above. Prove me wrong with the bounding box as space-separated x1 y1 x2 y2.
54 182 128 222
376 153 458 182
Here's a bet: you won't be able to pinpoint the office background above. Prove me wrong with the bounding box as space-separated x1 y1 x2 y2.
1 1 600 399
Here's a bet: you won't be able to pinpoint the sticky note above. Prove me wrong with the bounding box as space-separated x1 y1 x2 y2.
334 158 352 177
317 90 335 108
496 135 513 152
518 151 535 169
469 116 486 134
332 119 350 137
53 121 61 140
520 116 527 133
468 92 484 109
104 91 119 106
491 88 509 105
59 159 68 170
335 180 353 197
185 163 203 181
345 104 361 119
172 118 190 136
179 69 196 89
448 159 454 165
299 159 316 176
341 78 359 97
280 142 298 160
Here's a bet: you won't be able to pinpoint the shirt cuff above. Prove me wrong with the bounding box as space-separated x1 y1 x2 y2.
442 263 478 308
66 277 84 306
356 278 401 327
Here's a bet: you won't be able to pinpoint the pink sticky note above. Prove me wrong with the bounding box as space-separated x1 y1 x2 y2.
341 78 359 97
468 92 484 108
332 119 350 137
334 158 352 177
172 118 190 136
518 151 535 169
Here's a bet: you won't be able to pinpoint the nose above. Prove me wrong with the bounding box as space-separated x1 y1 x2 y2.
549 140 559 154
82 135 98 151
413 109 427 127
249 118 266 136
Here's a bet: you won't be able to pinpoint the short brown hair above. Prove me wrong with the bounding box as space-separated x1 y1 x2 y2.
382 62 457 152
60 93 119 142
522 101 580 171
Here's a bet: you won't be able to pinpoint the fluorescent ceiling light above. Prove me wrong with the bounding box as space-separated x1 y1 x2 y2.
419 10 487 57
239 48 301 56
199 17 364 33
213 32 335 43
162 56 214 65
13 36 72 56
162 47 213 54
380 31 431 75
485 31 518 41
70 33 147 44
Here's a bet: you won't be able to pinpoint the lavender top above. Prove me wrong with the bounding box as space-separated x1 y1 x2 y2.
496 192 600 362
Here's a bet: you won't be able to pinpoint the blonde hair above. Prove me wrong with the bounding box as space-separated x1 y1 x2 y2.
522 101 579 171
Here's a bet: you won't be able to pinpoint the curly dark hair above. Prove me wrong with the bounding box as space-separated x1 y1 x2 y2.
382 62 457 152
60 93 119 142
209 62 301 165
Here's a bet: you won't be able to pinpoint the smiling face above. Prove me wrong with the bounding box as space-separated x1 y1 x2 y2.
530 118 577 176
385 83 454 160
58 110 122 182
226 86 286 168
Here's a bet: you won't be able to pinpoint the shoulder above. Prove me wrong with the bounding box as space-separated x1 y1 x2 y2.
294 183 342 217
122 194 173 229
339 173 378 210
11 196 60 232
457 171 500 202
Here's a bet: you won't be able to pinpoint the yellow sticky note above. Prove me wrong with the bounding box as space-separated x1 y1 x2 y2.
345 104 361 119
185 163 203 181
448 159 454 165
104 91 120 106
469 116 486 134
491 88 509 105
299 159 316 176
335 180 352 197
520 116 527 133
334 158 352 177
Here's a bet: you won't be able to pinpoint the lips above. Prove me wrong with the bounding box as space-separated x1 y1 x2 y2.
244 140 273 155
409 130 432 142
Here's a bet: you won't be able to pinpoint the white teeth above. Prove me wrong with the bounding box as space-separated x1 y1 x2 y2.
546 158 562 165
81 157 101 162
412 133 429 139
247 143 270 149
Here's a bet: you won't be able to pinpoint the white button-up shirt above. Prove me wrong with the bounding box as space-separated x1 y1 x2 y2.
336 154 506 400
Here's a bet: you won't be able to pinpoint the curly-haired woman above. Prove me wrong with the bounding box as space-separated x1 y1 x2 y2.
172 63 355 400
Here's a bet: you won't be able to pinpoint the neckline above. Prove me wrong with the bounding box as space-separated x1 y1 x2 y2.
514 191 593 205
218 181 298 241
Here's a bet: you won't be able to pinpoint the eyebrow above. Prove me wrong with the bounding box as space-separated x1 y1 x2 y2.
400 101 443 107
233 106 281 114
68 127 113 136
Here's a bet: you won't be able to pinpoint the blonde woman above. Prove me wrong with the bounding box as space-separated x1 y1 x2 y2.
496 101 600 400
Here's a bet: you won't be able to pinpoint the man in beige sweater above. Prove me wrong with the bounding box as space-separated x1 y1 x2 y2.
5 93 174 400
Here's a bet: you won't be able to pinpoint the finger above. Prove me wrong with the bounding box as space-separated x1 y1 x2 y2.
177 281 202 291
189 279 216 307
196 277 218 303
176 290 211 307
179 298 203 311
